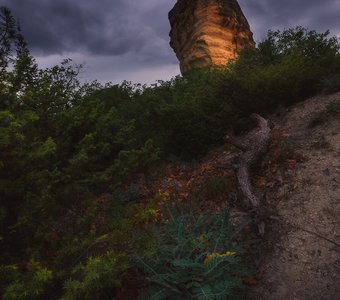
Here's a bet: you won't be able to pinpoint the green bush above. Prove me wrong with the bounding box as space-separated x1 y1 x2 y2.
61 251 128 300
136 206 250 300
1 262 52 300
321 74 340 92
129 27 340 158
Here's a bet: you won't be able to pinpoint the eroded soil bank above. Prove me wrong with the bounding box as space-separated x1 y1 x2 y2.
249 92 340 300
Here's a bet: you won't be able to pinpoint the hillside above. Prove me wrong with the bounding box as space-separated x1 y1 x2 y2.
112 92 340 299
133 92 340 300
248 92 340 299
1 6 340 300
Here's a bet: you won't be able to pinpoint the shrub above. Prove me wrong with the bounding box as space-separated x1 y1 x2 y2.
61 252 128 300
321 74 340 93
135 206 250 300
1 7 340 298
1 262 53 300
137 27 340 158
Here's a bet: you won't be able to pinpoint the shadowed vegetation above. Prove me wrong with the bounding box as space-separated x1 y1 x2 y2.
0 6 340 299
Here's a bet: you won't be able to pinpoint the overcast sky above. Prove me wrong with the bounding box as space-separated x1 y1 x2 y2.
2 0 340 85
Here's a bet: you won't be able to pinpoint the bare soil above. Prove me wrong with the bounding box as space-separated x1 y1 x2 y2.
248 92 340 300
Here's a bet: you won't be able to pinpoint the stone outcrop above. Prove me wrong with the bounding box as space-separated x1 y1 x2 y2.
169 0 255 74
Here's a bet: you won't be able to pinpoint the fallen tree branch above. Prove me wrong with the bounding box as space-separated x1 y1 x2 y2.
224 114 272 234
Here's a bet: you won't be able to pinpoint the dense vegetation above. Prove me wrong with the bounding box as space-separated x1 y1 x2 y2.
1 6 340 299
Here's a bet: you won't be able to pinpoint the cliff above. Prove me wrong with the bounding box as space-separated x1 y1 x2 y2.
169 0 255 74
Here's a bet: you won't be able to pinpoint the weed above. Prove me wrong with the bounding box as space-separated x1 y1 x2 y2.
321 75 340 93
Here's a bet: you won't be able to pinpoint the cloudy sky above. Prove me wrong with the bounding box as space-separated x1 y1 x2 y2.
2 0 340 84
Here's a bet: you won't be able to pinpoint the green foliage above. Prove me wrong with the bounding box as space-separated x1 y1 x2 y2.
136 206 249 299
0 7 17 72
1 6 340 299
231 27 340 109
114 139 160 180
62 251 128 300
1 261 52 300
0 15 159 296
321 74 340 93
126 27 339 158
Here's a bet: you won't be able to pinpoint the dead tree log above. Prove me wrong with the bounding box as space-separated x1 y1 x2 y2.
224 114 271 233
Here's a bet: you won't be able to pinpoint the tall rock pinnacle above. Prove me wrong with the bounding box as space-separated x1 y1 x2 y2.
169 0 255 74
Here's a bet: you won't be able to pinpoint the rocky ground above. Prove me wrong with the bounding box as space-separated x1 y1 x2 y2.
248 92 340 300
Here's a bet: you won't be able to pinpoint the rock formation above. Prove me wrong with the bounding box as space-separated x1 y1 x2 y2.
169 0 255 74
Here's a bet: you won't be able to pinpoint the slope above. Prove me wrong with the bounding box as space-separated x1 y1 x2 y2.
249 92 340 299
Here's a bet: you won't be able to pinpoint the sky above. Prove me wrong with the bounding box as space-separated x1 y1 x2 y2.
2 0 340 85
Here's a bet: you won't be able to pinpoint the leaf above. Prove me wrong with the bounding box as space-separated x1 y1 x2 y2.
96 234 109 242
139 287 169 300
193 285 213 300
172 259 204 269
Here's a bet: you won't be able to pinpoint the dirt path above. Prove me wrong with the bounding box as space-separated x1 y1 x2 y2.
249 92 340 300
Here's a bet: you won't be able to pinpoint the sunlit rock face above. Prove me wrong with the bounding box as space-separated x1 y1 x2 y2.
169 0 255 74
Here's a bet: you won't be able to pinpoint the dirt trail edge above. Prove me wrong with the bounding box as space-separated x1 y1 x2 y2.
249 92 340 300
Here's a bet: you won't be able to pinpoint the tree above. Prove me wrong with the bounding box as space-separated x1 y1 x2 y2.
0 7 16 73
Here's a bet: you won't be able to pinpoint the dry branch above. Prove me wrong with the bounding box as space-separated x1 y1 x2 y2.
225 114 271 233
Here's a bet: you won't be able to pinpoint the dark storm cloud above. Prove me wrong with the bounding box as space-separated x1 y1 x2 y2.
1 0 339 84
2 0 177 64
239 0 340 40
3 0 339 57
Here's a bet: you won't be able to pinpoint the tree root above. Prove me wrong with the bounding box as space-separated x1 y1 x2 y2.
224 113 272 234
